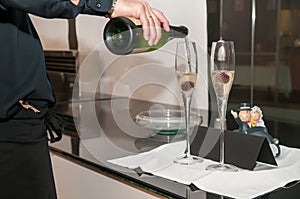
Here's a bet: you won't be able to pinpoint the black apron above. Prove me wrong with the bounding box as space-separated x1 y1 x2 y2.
0 105 57 199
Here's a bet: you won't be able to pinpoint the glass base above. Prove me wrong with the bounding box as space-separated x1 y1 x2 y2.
173 154 203 165
206 163 238 172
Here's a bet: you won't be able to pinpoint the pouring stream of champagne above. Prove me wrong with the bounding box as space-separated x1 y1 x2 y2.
217 0 226 62
184 37 192 72
219 0 224 40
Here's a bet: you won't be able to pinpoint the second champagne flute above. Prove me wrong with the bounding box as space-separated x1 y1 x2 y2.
174 41 203 165
206 40 238 171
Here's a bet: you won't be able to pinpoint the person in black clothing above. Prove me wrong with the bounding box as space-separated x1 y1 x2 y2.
0 0 169 198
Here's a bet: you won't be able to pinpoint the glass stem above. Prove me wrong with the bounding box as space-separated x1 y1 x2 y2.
217 97 228 165
183 94 192 157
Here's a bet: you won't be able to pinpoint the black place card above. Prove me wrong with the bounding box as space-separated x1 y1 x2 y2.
190 126 277 170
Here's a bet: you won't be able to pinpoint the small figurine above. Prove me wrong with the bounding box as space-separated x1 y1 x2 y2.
231 103 281 157
250 105 265 128
231 103 252 132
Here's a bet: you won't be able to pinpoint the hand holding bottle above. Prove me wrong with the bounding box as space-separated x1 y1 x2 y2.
103 17 188 55
110 0 170 46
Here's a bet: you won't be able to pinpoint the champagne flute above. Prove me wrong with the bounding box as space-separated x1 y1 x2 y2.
206 40 238 171
174 41 203 165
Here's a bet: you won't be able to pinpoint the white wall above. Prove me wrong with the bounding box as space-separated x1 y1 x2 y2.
30 17 69 50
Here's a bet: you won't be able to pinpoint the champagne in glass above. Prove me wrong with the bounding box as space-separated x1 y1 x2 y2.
174 40 203 165
206 40 238 171
211 70 235 98
177 73 197 97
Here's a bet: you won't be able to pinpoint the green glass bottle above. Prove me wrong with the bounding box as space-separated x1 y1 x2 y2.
103 17 189 55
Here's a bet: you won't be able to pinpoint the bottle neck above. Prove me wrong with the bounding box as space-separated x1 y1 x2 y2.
169 25 189 38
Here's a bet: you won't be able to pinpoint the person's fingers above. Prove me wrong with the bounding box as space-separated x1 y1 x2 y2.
140 3 157 46
148 12 162 45
110 0 170 46
152 9 170 32
137 3 152 42
150 9 170 45
146 15 157 46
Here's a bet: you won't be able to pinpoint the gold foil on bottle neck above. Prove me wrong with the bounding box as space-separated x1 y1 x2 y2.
131 47 150 54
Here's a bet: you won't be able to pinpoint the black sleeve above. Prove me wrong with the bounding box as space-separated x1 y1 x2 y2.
0 0 113 19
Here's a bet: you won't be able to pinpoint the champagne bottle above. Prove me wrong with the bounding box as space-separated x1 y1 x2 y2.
103 17 189 55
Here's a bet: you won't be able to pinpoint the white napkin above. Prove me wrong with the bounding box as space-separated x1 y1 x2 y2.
108 142 300 199
108 141 185 173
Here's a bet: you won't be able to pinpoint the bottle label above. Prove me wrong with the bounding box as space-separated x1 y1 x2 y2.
126 17 142 26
